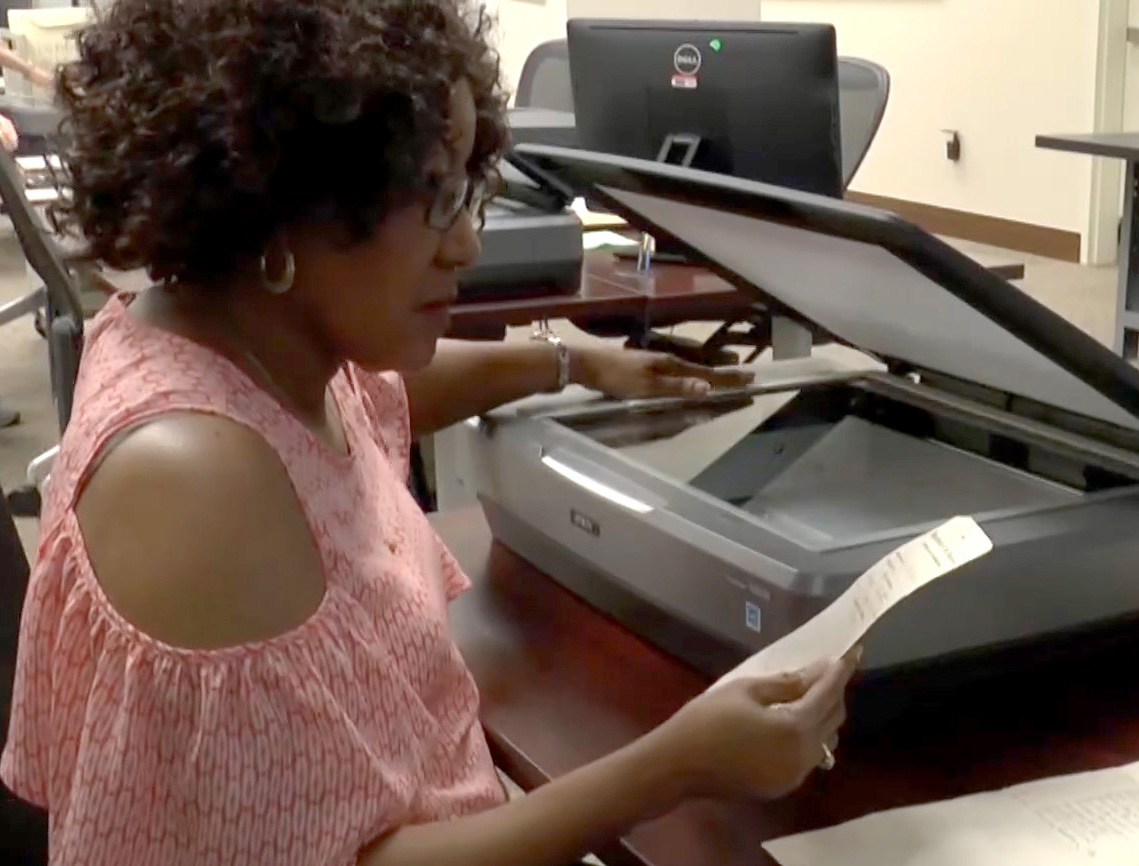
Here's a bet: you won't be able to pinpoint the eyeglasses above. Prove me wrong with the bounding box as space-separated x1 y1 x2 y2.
425 174 492 232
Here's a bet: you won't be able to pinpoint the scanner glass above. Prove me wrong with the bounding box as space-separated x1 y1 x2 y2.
557 383 1080 550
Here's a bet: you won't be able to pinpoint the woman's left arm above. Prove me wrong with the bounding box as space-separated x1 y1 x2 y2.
403 339 753 439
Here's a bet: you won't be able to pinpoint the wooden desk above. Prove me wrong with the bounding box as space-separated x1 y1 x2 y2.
1037 131 1139 161
437 507 1139 866
448 258 643 338
955 251 1025 282
598 258 753 326
448 244 1023 343
447 251 746 341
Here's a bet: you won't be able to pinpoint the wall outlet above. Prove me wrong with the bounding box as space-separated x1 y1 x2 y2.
940 129 961 162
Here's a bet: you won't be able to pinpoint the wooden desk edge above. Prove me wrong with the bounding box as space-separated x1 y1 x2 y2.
1036 133 1139 161
432 505 1139 866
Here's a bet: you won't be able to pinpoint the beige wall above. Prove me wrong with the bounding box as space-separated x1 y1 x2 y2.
492 0 1105 248
488 0 568 97
1125 0 1139 131
761 1 1103 244
493 0 761 94
567 1 761 21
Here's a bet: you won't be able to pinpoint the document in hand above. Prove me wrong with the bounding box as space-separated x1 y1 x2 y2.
709 516 994 691
763 761 1139 865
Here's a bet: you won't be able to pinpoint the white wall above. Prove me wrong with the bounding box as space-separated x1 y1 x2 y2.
761 0 1103 243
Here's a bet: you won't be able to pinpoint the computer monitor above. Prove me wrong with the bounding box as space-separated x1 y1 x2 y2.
567 20 843 199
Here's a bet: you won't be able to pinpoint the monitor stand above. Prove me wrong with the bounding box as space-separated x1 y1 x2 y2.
612 134 706 266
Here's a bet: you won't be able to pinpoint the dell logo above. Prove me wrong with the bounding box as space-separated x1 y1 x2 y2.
673 43 703 76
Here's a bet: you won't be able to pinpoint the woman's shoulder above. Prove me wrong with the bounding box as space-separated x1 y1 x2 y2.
4 412 346 809
78 293 237 392
74 411 329 650
62 295 267 461
3 470 363 824
55 294 340 503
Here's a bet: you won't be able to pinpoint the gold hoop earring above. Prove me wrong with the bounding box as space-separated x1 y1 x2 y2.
260 248 295 295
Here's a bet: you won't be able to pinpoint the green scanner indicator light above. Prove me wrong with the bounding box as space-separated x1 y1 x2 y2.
709 38 723 52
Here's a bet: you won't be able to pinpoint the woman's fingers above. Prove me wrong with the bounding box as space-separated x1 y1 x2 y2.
660 355 755 387
791 652 859 727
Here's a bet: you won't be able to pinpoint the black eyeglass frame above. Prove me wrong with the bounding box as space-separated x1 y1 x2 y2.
424 173 494 232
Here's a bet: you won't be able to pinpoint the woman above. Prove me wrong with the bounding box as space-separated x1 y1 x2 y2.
1 2 858 865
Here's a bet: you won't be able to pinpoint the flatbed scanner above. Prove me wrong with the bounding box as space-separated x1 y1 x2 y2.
457 150 583 301
506 107 577 149
462 145 1139 704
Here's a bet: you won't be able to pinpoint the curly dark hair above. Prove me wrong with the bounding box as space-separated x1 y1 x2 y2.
49 0 509 283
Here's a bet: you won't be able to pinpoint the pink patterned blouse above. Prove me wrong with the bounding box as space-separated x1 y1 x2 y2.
1 295 506 865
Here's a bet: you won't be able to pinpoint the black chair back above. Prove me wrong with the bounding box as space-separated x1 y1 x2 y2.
0 146 83 431
0 481 47 865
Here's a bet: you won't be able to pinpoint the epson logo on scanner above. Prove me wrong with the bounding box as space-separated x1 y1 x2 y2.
570 509 601 537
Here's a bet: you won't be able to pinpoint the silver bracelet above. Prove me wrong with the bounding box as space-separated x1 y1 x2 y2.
530 319 570 392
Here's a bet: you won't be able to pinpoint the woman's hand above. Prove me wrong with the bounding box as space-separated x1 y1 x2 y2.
572 347 754 399
363 650 860 866
652 650 860 802
0 115 18 153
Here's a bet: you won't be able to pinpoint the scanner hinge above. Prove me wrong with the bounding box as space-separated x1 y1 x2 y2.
501 150 575 213
886 364 1015 413
864 370 1139 478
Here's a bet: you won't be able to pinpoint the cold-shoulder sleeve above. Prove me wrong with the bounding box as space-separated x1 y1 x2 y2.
1 515 424 866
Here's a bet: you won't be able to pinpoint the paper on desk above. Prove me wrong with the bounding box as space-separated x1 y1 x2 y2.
582 230 637 251
571 196 628 230
764 762 1139 866
709 516 993 690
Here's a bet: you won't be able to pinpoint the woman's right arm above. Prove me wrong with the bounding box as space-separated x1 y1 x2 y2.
365 724 684 866
363 657 857 866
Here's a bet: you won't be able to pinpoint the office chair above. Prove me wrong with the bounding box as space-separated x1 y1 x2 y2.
0 145 84 517
0 478 49 866
0 13 67 333
571 54 892 366
514 39 573 112
837 57 890 188
0 157 70 345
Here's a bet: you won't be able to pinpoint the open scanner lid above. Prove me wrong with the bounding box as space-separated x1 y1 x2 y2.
514 143 1139 434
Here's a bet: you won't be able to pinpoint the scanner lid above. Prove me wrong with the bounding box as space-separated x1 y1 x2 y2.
515 144 1139 433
